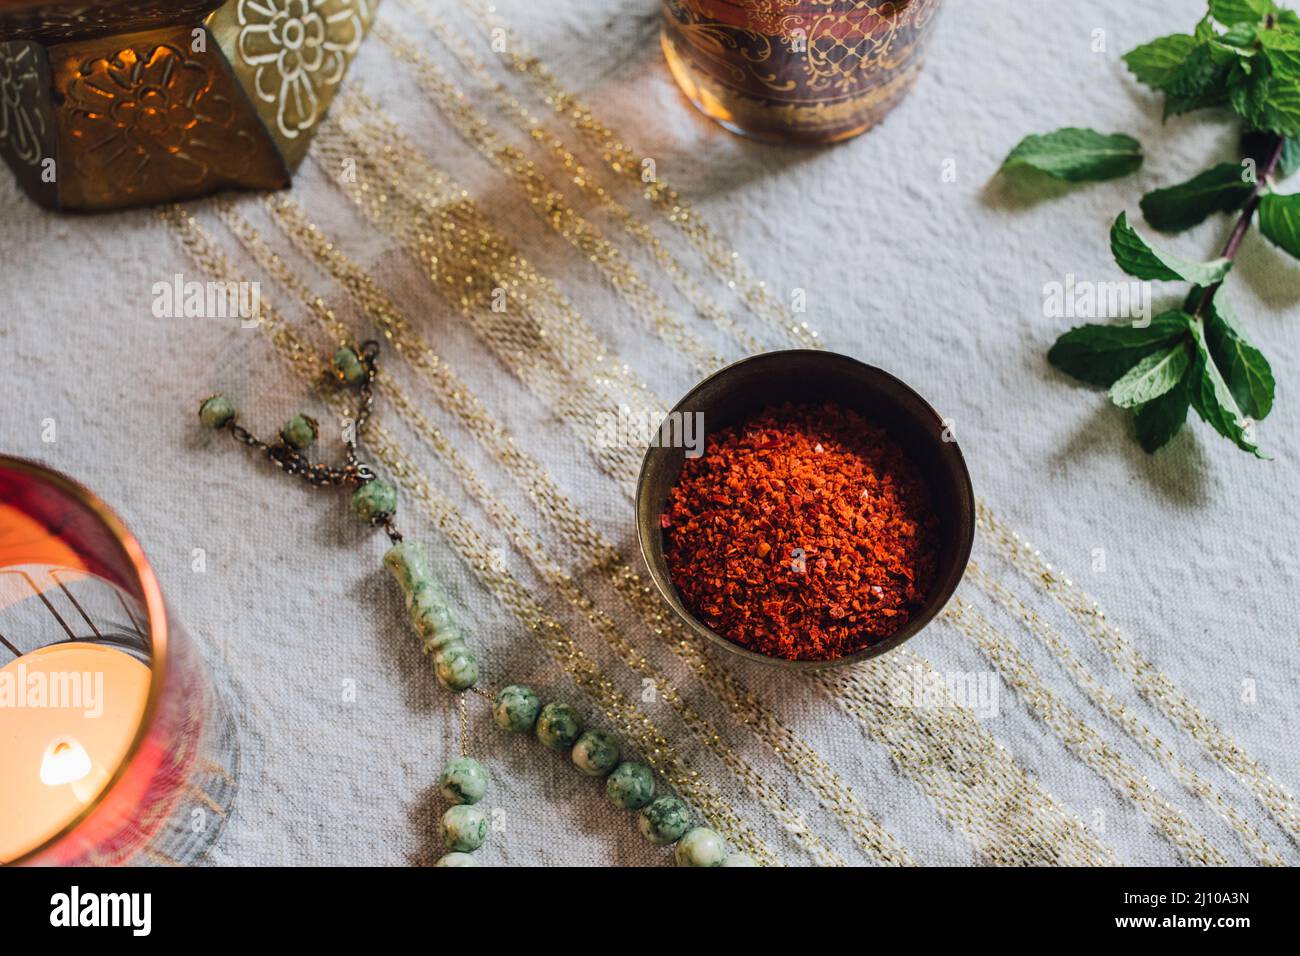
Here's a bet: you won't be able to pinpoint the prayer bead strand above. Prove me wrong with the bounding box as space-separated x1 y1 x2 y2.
200 343 755 866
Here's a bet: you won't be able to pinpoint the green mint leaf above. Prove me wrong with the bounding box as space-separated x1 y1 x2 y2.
1108 341 1193 407
1162 41 1236 117
1209 0 1276 26
1258 191 1300 256
1206 287 1275 419
1001 128 1143 181
1259 30 1300 76
1139 162 1254 231
1234 55 1300 136
1048 312 1190 386
1229 57 1270 126
1110 212 1233 282
1189 321 1264 456
1219 22 1261 48
1263 82 1300 136
1134 377 1192 452
1124 33 1200 88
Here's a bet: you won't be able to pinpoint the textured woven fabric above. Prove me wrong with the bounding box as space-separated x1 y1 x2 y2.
2 0 1297 866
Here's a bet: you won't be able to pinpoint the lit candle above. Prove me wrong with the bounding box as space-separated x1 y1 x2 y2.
0 641 150 863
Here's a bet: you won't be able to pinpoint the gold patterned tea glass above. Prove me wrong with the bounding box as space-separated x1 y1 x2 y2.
661 0 942 145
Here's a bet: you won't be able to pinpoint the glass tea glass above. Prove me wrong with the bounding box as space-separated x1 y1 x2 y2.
0 456 238 865
661 0 943 144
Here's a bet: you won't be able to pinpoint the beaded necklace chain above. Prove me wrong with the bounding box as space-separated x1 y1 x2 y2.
197 341 756 867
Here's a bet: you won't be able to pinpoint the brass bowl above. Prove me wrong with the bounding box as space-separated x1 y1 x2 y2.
635 349 974 670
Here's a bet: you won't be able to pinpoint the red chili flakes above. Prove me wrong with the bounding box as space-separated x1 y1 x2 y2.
661 402 939 662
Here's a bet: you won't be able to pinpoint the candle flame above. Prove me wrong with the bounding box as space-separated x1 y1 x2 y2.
39 738 92 787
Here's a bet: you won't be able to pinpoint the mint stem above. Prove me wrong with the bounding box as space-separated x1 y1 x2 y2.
1193 133 1286 318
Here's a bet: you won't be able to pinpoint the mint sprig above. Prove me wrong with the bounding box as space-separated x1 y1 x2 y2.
1204 286 1275 418
1109 341 1193 408
1258 190 1300 252
1000 128 1143 181
1109 212 1233 283
1047 313 1190 386
1139 162 1255 231
1001 1 1300 456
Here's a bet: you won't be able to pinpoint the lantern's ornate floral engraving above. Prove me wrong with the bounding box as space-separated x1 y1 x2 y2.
236 0 365 140
0 0 374 209
0 44 46 165
61 43 256 195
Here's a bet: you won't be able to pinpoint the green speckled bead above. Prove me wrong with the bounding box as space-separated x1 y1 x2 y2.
493 685 541 733
333 346 366 385
638 795 690 846
435 852 478 867
721 853 758 867
383 542 466 655
438 757 489 805
606 761 655 810
434 644 478 691
434 640 465 662
383 540 431 592
674 827 726 867
420 625 465 656
280 414 318 450
352 478 397 523
534 702 583 751
570 730 620 777
441 805 488 852
198 394 235 429
412 602 457 641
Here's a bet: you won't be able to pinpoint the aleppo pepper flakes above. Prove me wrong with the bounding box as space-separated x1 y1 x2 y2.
661 402 939 661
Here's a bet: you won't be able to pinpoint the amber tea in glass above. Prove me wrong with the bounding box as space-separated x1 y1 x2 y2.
661 0 942 145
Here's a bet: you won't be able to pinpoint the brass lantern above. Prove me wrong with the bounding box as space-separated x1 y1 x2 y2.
0 0 377 211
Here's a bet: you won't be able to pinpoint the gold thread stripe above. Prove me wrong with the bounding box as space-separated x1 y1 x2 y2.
966 562 1284 865
316 103 653 487
219 198 844 867
314 88 1115 869
945 597 1228 866
456 0 820 351
977 503 1300 848
162 204 781 867
817 654 1120 866
406 2 766 357
374 21 729 377
254 196 912 866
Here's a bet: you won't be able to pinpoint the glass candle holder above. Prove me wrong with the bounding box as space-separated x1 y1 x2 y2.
660 0 942 145
0 456 238 866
